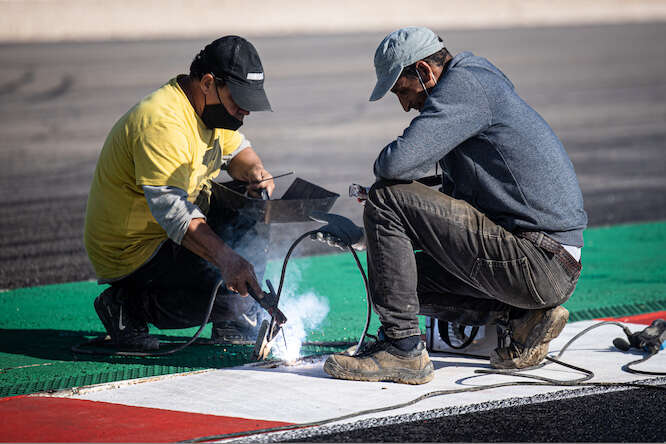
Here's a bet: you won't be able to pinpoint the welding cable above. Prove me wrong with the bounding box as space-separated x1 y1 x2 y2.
623 353 664 375
349 245 373 354
551 320 664 376
70 230 323 356
274 230 374 353
275 230 320 297
552 320 665 376
71 230 326 357
180 320 666 443
71 279 224 356
71 228 372 357
474 355 593 385
180 378 665 443
474 320 666 384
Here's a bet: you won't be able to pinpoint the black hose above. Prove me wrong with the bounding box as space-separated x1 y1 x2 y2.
554 321 665 376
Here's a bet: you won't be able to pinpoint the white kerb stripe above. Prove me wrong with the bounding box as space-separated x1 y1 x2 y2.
247 72 264 80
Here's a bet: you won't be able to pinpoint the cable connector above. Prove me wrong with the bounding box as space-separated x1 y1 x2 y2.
309 211 366 250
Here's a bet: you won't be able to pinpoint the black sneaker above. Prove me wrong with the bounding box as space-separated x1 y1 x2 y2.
323 330 434 385
211 303 261 345
94 287 160 351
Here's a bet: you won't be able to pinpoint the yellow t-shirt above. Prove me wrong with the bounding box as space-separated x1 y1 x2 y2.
84 77 243 280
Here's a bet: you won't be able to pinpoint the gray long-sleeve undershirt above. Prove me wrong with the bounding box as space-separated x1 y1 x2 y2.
143 185 205 245
142 134 252 244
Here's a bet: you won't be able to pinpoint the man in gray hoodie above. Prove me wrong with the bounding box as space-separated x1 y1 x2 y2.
323 27 587 384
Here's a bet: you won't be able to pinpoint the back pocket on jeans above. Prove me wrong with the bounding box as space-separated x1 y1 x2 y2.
470 256 545 309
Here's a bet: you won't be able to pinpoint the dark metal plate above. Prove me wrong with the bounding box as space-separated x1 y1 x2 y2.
212 177 339 223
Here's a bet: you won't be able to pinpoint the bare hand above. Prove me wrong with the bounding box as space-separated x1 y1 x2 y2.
219 251 263 297
246 166 275 199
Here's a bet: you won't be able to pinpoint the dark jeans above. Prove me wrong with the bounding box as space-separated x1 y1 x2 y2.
113 189 270 329
364 180 581 339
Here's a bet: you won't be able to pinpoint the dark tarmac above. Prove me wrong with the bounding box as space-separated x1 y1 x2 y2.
1 22 665 289
0 21 665 442
285 387 666 442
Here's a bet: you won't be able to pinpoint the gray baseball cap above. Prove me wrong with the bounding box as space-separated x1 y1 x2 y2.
370 27 444 102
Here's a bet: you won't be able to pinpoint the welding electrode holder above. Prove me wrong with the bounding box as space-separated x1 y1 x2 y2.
247 280 287 327
613 319 666 355
248 280 288 361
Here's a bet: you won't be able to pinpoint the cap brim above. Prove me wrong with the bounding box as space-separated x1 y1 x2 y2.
227 80 272 112
369 65 403 102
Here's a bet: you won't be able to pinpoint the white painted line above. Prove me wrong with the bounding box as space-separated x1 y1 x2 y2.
41 369 214 398
69 321 665 426
229 376 666 444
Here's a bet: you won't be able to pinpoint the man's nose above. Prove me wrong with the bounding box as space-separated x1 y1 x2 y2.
238 108 250 116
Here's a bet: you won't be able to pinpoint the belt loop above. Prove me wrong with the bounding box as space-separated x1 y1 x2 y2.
535 232 544 248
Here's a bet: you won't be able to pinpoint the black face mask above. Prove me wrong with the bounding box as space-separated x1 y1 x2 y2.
200 83 243 131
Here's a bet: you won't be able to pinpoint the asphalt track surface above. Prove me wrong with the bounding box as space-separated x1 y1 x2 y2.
1 22 665 442
1 22 666 290
284 387 666 442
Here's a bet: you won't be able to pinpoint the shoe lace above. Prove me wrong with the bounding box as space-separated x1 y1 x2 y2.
356 326 398 356
495 321 528 359
496 321 511 349
356 338 390 356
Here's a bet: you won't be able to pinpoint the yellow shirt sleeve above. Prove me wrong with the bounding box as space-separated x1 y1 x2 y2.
219 129 243 156
134 120 192 190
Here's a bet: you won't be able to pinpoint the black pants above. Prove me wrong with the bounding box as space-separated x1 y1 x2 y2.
112 190 270 329
364 180 581 339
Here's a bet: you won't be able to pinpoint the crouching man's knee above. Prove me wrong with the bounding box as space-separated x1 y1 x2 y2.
367 179 413 206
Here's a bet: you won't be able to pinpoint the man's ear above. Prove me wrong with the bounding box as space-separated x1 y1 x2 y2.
199 73 215 94
416 61 435 88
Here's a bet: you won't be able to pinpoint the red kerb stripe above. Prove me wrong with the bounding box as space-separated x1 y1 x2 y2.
0 396 293 442
599 311 666 325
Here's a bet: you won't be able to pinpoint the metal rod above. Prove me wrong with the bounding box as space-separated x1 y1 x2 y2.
251 171 294 184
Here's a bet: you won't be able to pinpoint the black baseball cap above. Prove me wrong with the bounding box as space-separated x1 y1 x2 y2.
199 36 272 112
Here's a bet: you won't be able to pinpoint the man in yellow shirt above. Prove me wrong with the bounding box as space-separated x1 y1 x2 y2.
85 36 275 351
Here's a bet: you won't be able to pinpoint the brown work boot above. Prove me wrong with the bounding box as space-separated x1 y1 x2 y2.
490 305 569 369
323 336 434 385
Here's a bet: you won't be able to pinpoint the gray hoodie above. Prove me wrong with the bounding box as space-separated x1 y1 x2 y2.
374 52 587 247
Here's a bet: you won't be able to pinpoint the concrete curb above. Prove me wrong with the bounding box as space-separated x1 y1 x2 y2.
2 0 666 43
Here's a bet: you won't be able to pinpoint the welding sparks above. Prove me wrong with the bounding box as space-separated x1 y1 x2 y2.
269 292 329 362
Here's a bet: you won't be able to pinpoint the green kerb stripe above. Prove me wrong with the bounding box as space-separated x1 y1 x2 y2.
0 221 664 397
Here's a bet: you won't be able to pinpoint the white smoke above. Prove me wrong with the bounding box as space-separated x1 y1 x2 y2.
263 262 329 362
269 291 329 362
